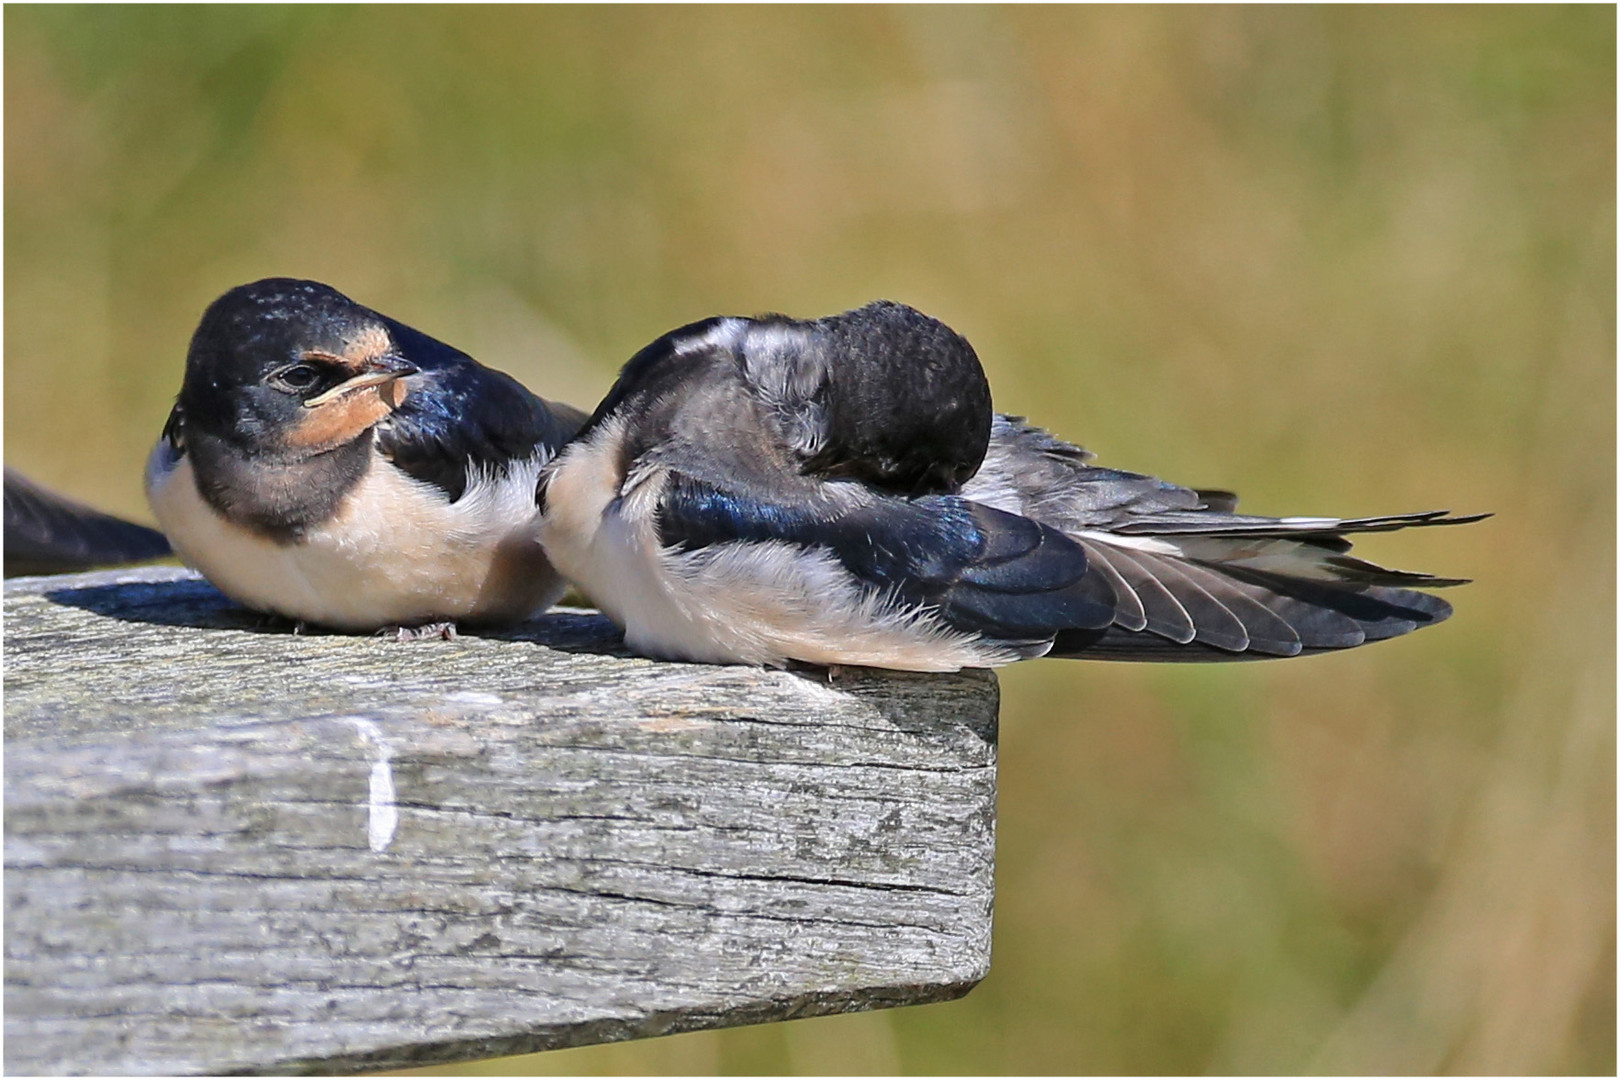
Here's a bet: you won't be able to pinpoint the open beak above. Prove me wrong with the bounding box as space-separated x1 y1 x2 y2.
302 354 419 408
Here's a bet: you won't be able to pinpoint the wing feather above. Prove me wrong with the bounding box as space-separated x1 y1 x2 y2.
1079 543 1195 643
1119 548 1251 651
375 317 584 501
1070 542 1148 632
970 414 1482 659
5 469 172 576
654 471 1118 646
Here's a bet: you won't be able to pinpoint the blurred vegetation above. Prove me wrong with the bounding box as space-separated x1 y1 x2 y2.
5 6 1612 1075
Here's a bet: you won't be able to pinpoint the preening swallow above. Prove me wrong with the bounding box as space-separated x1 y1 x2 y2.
538 301 1483 670
146 278 586 633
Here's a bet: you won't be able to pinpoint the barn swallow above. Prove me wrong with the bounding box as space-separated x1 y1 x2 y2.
537 300 1483 670
145 278 586 634
4 468 172 577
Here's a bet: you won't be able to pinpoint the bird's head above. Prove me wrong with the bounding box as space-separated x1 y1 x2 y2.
179 278 419 457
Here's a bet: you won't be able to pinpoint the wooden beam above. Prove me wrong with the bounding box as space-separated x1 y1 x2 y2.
4 568 998 1075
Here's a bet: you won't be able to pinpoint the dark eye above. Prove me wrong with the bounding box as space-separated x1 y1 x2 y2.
271 364 321 393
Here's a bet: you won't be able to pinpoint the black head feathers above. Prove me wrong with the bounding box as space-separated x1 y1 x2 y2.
797 300 991 495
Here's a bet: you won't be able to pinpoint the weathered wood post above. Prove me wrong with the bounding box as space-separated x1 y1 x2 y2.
4 567 998 1075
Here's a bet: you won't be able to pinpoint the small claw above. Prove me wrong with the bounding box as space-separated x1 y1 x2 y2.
380 621 459 642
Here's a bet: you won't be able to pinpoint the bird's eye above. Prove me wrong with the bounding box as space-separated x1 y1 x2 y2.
271 364 322 393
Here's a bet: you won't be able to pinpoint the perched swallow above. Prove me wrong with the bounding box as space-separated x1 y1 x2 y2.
4 468 172 577
538 300 1483 670
146 278 586 633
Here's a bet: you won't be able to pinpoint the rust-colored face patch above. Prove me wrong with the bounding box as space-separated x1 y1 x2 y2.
283 383 398 452
280 321 410 452
317 323 394 371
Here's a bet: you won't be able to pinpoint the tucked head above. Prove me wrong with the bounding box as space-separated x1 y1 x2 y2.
179 278 418 456
796 300 992 494
574 299 994 498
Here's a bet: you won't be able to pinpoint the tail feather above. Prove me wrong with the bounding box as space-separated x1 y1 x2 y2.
1318 552 1471 588
1106 508 1489 538
1133 530 1476 590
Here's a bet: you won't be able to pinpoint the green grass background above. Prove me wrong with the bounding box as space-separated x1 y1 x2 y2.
6 6 1612 1074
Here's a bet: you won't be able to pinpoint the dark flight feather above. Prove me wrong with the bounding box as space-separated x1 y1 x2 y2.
1051 579 1453 661
965 414 1484 659
5 469 171 577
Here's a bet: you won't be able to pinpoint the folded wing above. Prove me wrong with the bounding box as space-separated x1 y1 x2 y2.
5 469 172 577
654 470 1118 649
964 415 1485 659
375 317 587 500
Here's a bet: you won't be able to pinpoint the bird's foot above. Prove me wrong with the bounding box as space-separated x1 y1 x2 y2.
379 621 459 642
785 659 851 684
249 611 309 634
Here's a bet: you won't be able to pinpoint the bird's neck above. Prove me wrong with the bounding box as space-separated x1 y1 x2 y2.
186 428 373 545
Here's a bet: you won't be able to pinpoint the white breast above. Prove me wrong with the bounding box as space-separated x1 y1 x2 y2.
534 417 662 634
145 444 564 630
537 419 1018 671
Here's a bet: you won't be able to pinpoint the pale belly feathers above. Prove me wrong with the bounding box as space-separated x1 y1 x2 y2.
146 444 563 630
537 419 1016 671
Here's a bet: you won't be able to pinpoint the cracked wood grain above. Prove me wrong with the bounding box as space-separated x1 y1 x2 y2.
3 567 998 1075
